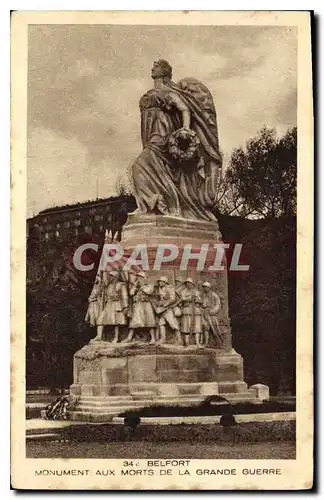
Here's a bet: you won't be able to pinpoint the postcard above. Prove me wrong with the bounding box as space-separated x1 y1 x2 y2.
11 10 313 490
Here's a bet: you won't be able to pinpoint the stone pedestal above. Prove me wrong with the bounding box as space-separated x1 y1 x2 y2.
249 384 270 401
69 343 258 422
69 214 268 422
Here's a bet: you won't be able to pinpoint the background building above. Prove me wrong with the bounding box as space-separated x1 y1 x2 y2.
27 194 136 243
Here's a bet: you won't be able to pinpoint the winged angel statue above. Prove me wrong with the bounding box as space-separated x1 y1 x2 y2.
131 59 222 221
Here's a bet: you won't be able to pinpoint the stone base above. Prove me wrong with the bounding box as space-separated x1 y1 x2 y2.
69 343 260 422
122 213 222 248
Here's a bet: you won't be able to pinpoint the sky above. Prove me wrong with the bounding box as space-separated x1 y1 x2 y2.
27 24 297 217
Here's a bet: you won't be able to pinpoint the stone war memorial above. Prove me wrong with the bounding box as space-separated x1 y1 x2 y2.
69 60 269 421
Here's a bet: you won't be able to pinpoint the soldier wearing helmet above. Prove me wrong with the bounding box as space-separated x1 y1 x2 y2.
201 281 222 347
154 276 181 345
178 277 203 347
123 272 156 345
95 269 129 343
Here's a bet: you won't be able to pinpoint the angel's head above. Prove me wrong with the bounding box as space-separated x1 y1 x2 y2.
151 59 172 81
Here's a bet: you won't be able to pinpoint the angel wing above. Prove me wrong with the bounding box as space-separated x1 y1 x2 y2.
177 77 218 133
176 77 221 207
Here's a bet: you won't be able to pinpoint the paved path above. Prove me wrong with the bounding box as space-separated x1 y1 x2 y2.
26 419 71 431
26 410 295 433
113 412 295 425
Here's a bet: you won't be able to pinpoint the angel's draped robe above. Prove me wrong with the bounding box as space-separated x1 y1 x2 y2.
131 82 222 222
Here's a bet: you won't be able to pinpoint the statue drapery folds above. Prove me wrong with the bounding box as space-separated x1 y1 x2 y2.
131 60 222 221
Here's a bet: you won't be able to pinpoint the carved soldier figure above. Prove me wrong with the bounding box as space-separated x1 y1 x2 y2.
85 274 104 327
179 278 203 347
173 276 184 318
154 276 181 345
94 269 129 343
201 281 222 347
123 272 156 344
175 276 185 294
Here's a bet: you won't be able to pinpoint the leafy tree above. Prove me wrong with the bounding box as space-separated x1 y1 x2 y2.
219 215 296 394
214 173 253 218
216 127 297 218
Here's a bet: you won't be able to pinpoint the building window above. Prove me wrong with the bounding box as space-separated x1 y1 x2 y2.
45 233 50 241
56 223 60 229
76 211 81 217
89 208 96 215
43 217 47 223
75 228 78 236
100 225 104 231
74 219 81 227
46 224 52 231
64 221 70 229
95 215 103 221
85 226 92 235
55 230 60 238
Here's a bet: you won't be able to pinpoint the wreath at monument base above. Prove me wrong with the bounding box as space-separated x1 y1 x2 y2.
168 128 200 161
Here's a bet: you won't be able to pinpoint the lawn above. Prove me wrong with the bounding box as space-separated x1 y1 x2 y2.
27 440 295 459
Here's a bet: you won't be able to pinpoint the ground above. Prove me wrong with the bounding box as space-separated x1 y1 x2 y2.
26 440 295 459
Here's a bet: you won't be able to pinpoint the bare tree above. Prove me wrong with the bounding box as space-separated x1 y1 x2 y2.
114 173 130 197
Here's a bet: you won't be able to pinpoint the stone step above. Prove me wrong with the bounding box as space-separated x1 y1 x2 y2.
130 391 156 400
74 394 257 414
77 401 140 409
75 395 134 401
76 398 204 410
68 411 116 422
69 393 258 421
79 392 207 400
27 392 257 418
75 393 256 407
71 381 246 398
77 394 204 404
217 382 248 394
77 391 254 403
75 398 202 411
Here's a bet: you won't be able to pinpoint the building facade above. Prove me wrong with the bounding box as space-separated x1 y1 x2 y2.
27 195 136 243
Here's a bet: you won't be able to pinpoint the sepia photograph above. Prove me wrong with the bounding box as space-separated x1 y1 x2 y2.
11 10 313 490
